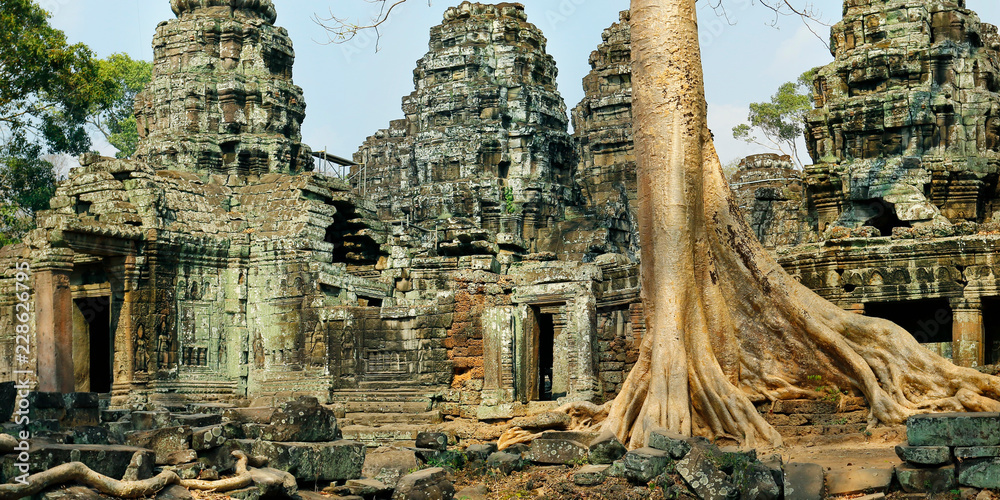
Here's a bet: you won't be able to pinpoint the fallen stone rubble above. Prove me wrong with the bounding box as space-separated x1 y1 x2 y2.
7 393 1000 499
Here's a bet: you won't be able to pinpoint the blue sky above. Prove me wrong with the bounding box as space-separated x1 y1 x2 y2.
46 0 1000 167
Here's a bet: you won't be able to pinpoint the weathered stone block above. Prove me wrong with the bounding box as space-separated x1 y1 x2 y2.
675 446 737 499
191 424 227 451
955 446 1000 459
0 382 15 423
573 464 610 486
647 428 692 459
463 443 497 462
345 478 392 498
248 467 298 498
63 393 99 409
62 408 100 428
622 447 670 485
251 440 365 482
783 462 824 500
70 426 110 445
362 446 420 488
907 413 1000 447
895 444 951 466
174 414 222 427
486 451 525 475
527 438 589 465
130 411 176 431
124 426 192 465
825 467 893 496
959 458 1000 488
588 431 626 464
734 462 780 500
242 397 339 442
391 467 455 500
896 464 956 493
101 409 129 423
415 431 449 451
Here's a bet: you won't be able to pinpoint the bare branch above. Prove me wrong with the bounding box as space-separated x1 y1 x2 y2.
314 0 429 51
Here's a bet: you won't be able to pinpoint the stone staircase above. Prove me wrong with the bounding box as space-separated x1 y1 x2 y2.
329 389 444 446
757 397 876 445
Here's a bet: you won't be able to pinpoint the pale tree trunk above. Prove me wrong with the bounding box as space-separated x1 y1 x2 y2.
603 0 1000 448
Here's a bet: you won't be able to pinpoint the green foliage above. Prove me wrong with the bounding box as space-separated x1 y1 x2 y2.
733 68 817 167
0 132 56 245
0 0 99 154
88 54 153 158
502 187 516 214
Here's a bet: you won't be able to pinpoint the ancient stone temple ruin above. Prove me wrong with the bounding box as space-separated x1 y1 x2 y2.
0 0 647 424
733 0 1000 368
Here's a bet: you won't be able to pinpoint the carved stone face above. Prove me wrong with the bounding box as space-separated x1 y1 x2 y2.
170 0 277 23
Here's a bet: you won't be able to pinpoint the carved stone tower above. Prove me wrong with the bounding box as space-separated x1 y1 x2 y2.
134 0 312 174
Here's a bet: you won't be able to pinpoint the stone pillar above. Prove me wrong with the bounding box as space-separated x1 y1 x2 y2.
107 254 138 405
952 298 984 368
34 250 75 393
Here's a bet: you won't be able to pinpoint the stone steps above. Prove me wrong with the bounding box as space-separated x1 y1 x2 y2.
328 390 436 404
341 411 443 426
337 400 434 414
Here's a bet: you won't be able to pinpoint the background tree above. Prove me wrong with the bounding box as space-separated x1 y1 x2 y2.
732 69 815 168
87 53 153 159
0 0 101 245
326 0 1000 448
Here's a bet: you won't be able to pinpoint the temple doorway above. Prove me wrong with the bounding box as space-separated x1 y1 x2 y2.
73 296 113 393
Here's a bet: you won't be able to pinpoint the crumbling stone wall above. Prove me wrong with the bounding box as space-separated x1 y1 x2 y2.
729 154 812 248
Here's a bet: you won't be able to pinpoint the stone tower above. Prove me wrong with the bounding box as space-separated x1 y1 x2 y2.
805 0 1000 232
134 0 313 174
571 11 638 259
354 2 576 250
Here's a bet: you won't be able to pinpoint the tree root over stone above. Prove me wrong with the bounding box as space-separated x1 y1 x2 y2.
0 450 253 500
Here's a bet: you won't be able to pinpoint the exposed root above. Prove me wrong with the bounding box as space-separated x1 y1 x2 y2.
0 450 254 500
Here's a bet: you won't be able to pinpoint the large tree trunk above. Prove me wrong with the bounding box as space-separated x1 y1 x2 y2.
603 0 1000 449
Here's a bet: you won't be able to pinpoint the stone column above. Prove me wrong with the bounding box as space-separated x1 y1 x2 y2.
34 250 75 393
107 254 138 405
952 298 984 368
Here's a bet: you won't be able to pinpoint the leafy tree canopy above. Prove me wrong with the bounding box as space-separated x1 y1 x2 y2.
732 68 816 168
89 53 152 159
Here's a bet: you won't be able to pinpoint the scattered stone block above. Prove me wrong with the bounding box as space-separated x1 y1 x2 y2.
69 426 110 445
825 467 893 496
895 444 951 466
124 426 192 465
464 443 497 462
527 438 589 465
486 451 525 475
346 478 392 498
784 462 824 500
61 408 100 428
101 409 129 423
416 432 449 451
392 467 455 500
573 464 610 486
251 439 365 482
956 446 1000 460
734 462 780 500
224 407 275 424
163 462 204 480
130 411 175 431
622 447 670 485
248 467 298 497
200 440 244 474
161 449 198 466
415 448 467 469
647 428 692 459
588 431 626 464
242 397 340 442
959 458 1000 489
174 413 222 427
896 464 956 493
363 446 420 488
908 413 1000 447
675 445 737 500
191 424 227 451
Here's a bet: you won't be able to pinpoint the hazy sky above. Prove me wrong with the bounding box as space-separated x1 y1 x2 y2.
46 0 1000 167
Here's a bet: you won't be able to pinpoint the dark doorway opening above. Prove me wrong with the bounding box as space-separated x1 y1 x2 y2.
983 297 1000 365
863 199 911 237
866 298 952 344
536 311 555 401
75 297 113 393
